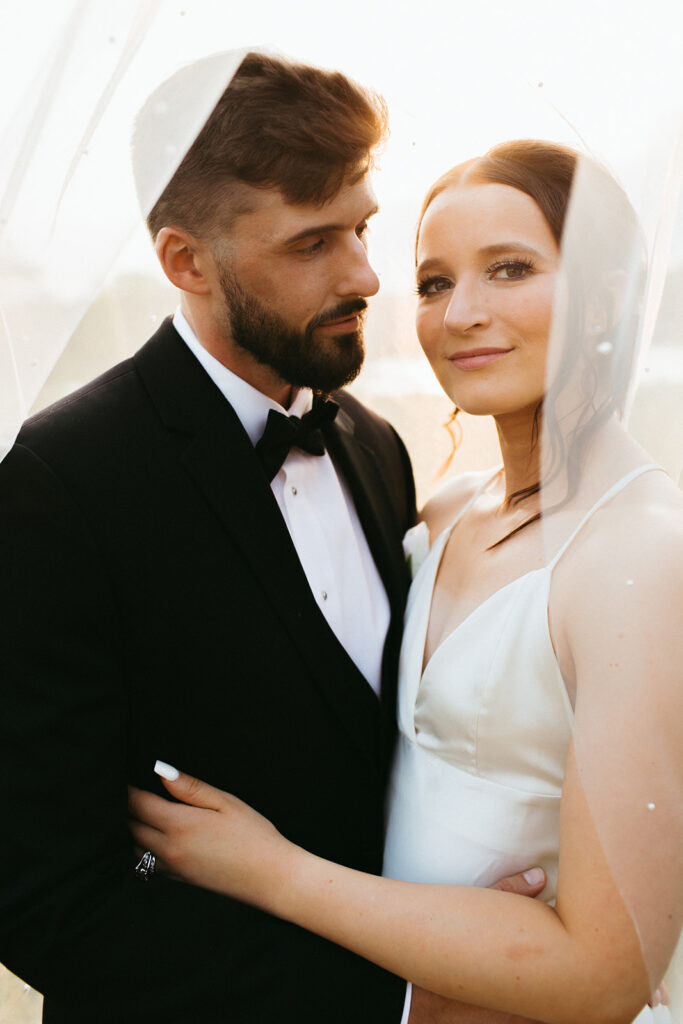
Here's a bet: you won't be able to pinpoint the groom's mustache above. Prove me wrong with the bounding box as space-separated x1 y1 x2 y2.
309 298 368 332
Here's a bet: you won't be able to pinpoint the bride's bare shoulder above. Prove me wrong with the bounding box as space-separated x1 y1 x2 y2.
553 470 683 730
595 469 682 569
420 469 496 539
623 471 683 587
560 469 683 630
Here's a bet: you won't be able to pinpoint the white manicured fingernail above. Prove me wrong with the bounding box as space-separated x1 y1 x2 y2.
523 867 545 886
154 760 180 781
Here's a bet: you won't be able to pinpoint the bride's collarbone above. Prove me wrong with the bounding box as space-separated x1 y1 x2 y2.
438 501 545 588
427 511 546 648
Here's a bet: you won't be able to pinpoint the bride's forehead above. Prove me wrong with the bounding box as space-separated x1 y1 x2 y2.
418 183 554 254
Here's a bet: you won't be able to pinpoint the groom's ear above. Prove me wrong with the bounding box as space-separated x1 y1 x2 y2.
154 226 213 296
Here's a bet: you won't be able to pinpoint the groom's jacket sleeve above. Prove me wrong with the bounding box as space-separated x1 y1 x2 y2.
0 371 413 1024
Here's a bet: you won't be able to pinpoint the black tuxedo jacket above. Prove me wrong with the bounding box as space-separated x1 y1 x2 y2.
0 319 416 1023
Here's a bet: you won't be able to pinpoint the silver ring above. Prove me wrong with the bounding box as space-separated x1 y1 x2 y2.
134 850 156 881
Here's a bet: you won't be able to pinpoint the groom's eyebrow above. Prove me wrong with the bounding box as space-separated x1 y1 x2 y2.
282 204 380 246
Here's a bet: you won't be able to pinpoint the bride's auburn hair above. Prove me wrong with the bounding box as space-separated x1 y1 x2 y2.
417 139 576 250
418 140 646 541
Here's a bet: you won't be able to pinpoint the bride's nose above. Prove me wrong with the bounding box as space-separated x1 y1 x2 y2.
443 280 491 333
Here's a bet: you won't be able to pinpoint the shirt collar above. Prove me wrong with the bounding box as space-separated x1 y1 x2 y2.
173 306 312 446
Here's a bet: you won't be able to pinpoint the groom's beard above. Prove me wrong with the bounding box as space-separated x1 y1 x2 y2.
218 267 367 394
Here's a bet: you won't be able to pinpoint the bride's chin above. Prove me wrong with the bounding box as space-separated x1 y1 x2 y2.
437 382 544 420
437 392 512 418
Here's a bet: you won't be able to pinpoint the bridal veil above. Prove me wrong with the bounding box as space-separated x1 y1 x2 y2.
0 1 680 1018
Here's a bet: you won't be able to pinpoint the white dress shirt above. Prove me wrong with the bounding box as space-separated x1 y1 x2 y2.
174 309 411 1021
174 307 390 695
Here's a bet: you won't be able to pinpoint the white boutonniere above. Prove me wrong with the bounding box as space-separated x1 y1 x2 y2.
402 521 431 580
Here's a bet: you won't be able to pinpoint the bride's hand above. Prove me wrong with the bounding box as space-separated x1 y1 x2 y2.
128 762 296 912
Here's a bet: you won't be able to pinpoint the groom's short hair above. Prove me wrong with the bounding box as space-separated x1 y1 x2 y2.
139 51 388 241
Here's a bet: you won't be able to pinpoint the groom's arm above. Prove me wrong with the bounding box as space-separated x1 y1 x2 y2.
0 442 405 1023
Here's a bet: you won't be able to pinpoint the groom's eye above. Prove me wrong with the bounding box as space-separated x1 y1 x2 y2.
297 238 325 256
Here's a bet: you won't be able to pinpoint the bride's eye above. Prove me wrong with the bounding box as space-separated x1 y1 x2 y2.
487 259 535 281
416 275 452 297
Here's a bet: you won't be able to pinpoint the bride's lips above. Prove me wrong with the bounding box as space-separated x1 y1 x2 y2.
448 347 511 370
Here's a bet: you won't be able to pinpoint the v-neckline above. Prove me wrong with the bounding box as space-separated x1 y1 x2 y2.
417 460 663 680
419 467 507 675
421 562 546 678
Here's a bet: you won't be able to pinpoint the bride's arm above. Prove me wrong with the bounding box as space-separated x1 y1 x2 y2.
130 747 647 1023
129 505 683 1024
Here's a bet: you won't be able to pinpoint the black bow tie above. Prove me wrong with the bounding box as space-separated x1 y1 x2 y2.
255 396 339 482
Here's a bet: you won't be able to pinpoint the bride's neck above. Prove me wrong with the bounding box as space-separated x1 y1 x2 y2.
495 410 649 512
494 410 541 503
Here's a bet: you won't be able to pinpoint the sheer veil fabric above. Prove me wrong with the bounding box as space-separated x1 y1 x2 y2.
538 135 683 1012
0 2 681 1020
0 1 251 460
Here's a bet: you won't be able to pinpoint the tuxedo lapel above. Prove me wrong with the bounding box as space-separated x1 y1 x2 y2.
135 320 381 766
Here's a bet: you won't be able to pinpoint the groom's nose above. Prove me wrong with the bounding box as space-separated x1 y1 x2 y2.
335 236 380 299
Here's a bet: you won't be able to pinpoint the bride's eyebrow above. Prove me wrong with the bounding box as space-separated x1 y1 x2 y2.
417 241 545 275
479 242 543 258
416 257 444 276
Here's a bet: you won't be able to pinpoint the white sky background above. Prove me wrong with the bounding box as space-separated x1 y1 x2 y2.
1 0 681 290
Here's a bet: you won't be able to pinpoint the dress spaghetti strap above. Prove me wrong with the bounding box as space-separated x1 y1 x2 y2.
547 463 662 571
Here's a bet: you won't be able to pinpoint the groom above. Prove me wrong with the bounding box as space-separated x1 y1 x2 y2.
0 52 542 1023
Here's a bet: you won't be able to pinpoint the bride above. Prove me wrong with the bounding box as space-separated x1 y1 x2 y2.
130 140 683 1023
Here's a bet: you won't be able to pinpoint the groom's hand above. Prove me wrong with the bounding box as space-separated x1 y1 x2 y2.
407 867 546 1024
487 865 545 897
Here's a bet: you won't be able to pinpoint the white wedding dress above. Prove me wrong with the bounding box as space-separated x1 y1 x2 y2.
383 464 673 1023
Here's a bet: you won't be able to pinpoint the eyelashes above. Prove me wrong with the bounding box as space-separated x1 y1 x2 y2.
416 258 536 297
297 239 325 255
295 220 370 258
487 257 535 280
415 275 449 297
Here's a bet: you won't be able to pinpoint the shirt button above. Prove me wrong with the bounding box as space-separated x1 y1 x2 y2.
291 486 298 495
322 591 328 601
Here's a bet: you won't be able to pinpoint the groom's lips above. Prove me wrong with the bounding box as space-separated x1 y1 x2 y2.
319 315 361 332
314 300 368 334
